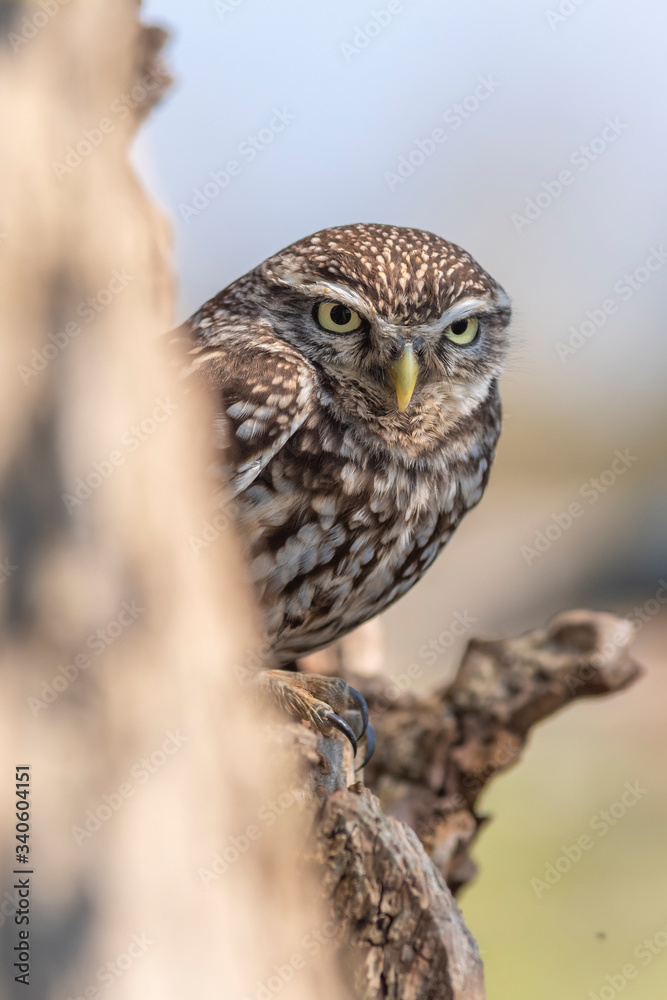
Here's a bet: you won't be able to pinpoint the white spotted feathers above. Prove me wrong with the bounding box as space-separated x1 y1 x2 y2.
181 224 510 663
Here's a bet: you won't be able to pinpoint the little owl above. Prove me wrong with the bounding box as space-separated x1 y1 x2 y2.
180 223 511 762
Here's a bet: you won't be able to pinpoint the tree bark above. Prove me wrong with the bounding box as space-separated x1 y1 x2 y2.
301 610 640 998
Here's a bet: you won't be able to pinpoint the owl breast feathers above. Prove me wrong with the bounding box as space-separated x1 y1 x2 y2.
181 223 511 665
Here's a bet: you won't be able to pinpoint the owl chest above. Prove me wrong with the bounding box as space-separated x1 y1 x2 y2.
241 424 489 620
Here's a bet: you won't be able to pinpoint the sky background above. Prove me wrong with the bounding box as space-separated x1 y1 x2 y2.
134 3 667 997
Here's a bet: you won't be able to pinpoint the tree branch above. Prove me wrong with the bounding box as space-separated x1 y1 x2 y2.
299 609 641 998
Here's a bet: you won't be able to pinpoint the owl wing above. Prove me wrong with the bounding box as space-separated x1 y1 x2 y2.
179 323 317 496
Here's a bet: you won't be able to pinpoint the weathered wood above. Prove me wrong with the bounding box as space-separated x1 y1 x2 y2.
298 609 641 998
361 609 640 893
315 788 485 1000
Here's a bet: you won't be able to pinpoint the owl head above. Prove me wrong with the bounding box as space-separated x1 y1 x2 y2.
226 223 510 453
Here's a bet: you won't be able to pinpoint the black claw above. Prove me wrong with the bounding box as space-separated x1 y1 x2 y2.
356 722 375 771
327 712 357 757
347 685 369 738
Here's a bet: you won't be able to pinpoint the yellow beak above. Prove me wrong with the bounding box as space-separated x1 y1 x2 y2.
389 344 419 412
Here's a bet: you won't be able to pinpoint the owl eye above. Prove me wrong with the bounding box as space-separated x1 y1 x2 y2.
315 301 363 334
443 316 479 345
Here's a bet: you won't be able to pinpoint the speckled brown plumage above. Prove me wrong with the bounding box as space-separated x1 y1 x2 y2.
180 223 511 675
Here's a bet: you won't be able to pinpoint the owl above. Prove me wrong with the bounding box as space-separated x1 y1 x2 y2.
181 224 511 761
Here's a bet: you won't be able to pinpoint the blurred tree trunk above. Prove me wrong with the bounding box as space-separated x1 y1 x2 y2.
0 5 349 999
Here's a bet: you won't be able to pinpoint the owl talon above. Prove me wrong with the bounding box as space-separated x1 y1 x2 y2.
254 669 376 765
326 712 357 758
356 722 375 771
256 669 365 757
347 686 369 738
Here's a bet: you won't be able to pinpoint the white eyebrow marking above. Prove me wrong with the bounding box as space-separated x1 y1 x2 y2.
273 270 510 337
371 292 511 340
272 272 372 318
414 293 510 335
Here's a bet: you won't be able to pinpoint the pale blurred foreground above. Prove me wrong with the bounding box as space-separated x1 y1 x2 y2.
0 5 348 999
